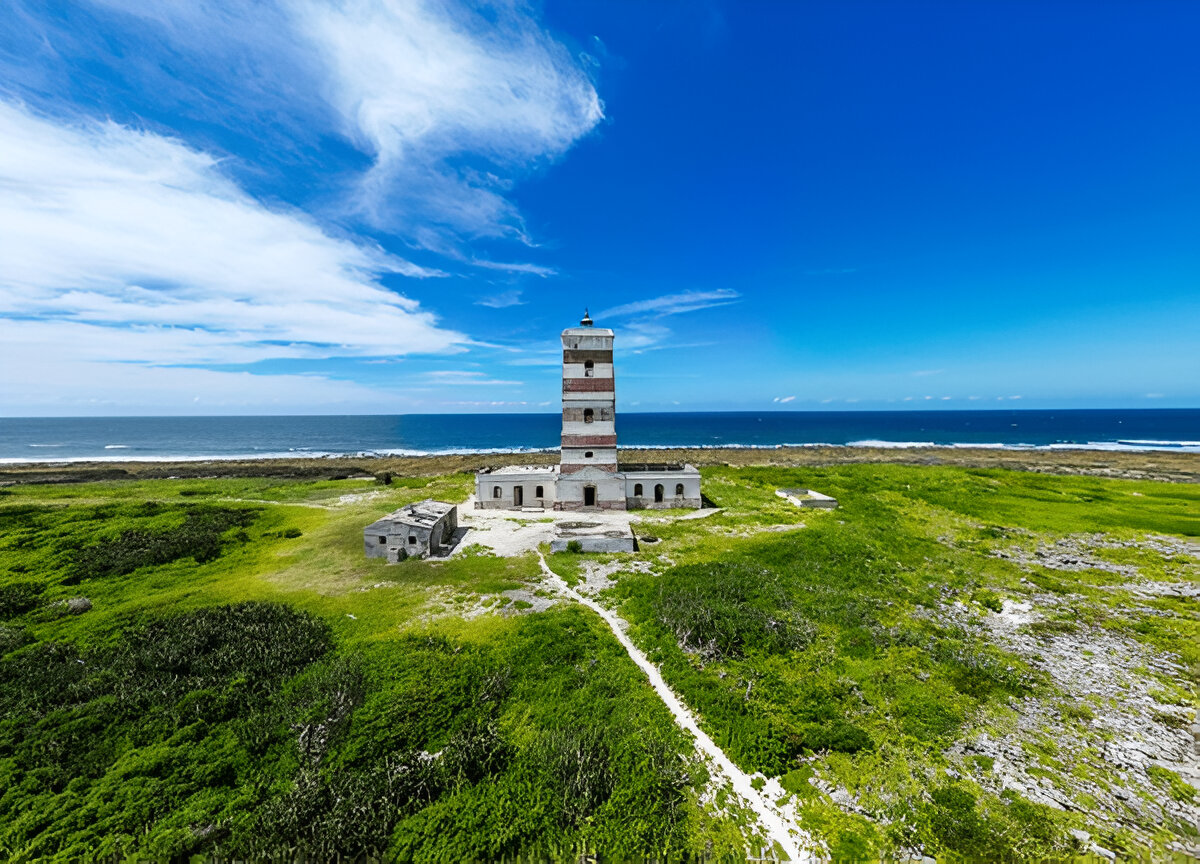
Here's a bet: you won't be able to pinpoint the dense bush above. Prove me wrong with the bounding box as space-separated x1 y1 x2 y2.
0 597 697 861
0 580 43 618
652 562 815 660
0 602 332 859
67 506 257 582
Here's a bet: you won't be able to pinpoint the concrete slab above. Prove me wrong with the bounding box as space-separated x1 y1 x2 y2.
777 488 838 509
549 520 636 553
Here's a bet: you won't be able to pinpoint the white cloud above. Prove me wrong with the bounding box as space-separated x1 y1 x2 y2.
291 0 603 242
911 369 943 377
773 395 795 403
598 289 740 320
0 356 388 415
43 0 601 253
0 102 467 411
475 289 526 309
425 370 523 387
468 260 556 277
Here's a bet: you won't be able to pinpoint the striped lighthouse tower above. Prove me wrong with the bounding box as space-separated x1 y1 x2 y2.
559 309 618 477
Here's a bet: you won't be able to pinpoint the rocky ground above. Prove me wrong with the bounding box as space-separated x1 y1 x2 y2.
938 532 1200 857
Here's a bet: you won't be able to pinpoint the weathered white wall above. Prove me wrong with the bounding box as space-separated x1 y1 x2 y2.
624 469 702 509
561 420 616 435
560 330 614 351
475 470 558 510
556 472 626 510
561 446 618 467
562 362 614 378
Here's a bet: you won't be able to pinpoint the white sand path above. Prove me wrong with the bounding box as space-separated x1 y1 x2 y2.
534 550 814 862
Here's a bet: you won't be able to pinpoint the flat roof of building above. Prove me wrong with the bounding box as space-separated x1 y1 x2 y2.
618 463 698 473
366 498 455 530
478 464 560 475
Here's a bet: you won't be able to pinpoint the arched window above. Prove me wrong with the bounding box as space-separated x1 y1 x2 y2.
583 408 594 424
634 483 643 496
584 360 594 377
675 483 685 496
654 484 664 503
493 486 501 499
584 451 593 458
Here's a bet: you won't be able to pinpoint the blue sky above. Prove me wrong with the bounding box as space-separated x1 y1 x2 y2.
0 0 1196 415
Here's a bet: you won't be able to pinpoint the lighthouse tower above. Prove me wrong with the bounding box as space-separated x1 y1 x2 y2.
556 310 624 509
473 312 702 514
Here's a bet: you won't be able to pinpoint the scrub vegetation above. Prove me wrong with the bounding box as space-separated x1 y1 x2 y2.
0 461 1196 860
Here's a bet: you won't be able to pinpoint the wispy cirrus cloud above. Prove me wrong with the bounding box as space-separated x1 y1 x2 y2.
425 370 524 387
599 288 740 319
5 0 601 254
0 101 465 412
291 0 603 244
475 289 526 309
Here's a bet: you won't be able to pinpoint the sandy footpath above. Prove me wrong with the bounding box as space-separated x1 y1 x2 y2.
535 550 817 861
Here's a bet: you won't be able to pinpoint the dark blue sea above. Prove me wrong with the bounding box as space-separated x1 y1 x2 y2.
1 410 1197 462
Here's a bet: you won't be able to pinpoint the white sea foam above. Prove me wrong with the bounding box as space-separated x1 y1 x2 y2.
104 444 129 449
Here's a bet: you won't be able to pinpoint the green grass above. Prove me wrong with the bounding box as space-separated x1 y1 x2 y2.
1 463 1197 860
608 463 1198 858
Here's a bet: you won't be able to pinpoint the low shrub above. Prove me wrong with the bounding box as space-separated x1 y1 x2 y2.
0 580 43 618
67 506 257 582
651 562 815 661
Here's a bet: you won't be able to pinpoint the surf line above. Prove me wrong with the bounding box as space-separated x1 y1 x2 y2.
535 551 813 862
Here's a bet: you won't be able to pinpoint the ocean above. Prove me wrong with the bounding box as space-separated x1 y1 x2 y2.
1 409 1197 463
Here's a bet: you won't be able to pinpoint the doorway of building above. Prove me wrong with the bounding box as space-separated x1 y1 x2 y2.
583 485 596 507
514 486 523 506
654 484 664 503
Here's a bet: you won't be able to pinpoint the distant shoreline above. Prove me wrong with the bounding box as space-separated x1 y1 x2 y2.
2 444 1197 485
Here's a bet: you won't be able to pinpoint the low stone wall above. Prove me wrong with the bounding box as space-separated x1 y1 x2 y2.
627 497 702 510
554 500 627 511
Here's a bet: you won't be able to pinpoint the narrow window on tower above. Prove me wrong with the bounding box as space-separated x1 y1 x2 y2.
584 360 594 377
583 408 594 424
634 483 643 496
676 483 685 496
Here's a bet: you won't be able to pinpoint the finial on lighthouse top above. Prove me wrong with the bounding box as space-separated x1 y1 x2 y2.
580 308 594 327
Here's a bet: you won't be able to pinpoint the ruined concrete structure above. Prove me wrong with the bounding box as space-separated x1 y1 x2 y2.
363 499 458 562
477 312 702 511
